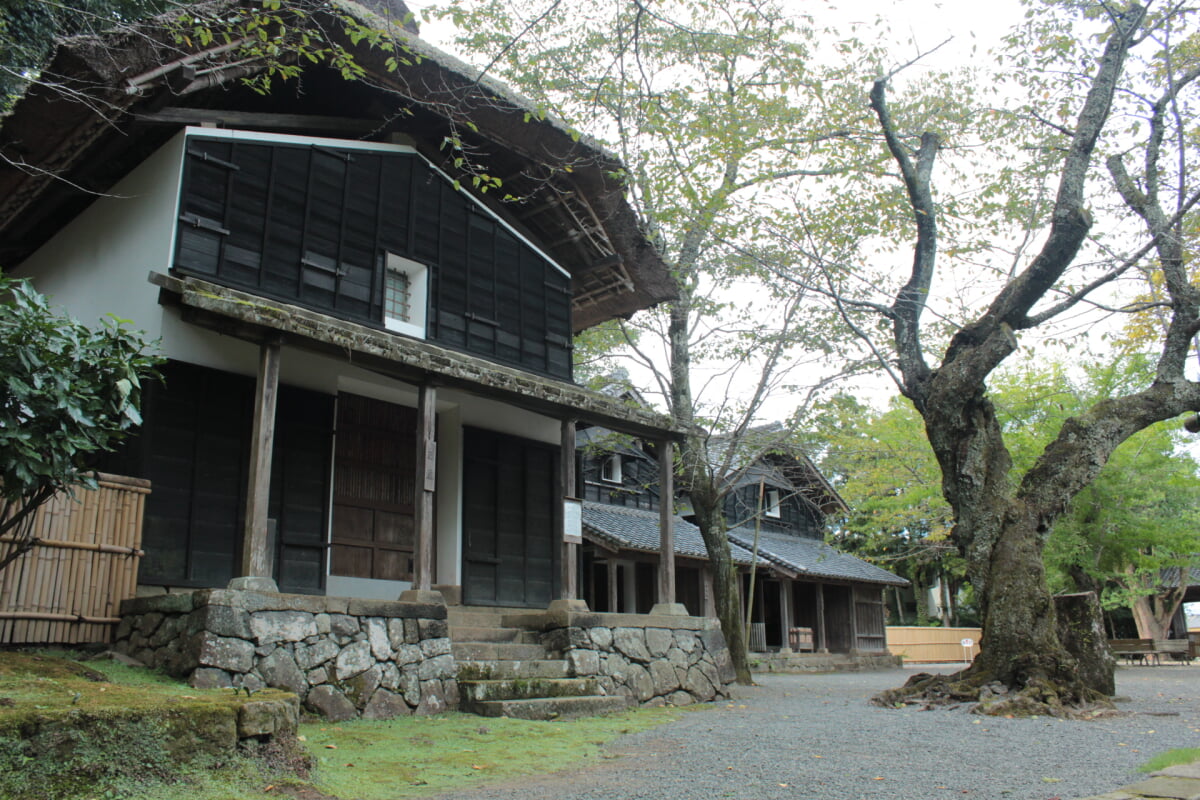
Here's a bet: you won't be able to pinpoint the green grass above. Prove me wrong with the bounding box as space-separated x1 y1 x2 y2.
1138 747 1200 773
303 706 698 799
0 650 698 799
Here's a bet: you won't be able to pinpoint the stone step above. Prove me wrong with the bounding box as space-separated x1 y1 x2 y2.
449 625 540 644
447 607 535 627
465 695 631 721
457 659 572 680
451 641 554 661
458 677 600 703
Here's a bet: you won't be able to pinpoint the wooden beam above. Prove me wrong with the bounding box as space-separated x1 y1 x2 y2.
849 586 860 654
135 107 383 134
242 340 281 579
607 561 619 613
815 583 828 653
779 580 792 653
560 419 578 600
657 439 675 606
413 383 437 591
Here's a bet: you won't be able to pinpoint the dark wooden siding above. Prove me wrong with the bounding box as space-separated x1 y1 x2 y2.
461 428 559 607
854 586 887 652
724 483 823 539
116 361 331 592
174 136 573 379
822 584 855 653
270 387 333 594
580 451 660 510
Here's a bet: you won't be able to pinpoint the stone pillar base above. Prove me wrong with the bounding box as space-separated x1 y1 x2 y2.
649 602 690 616
399 589 447 605
227 576 279 593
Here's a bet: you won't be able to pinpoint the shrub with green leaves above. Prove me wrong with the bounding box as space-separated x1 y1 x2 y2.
0 276 161 571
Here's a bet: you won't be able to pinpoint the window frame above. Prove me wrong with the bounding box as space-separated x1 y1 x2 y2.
383 252 429 339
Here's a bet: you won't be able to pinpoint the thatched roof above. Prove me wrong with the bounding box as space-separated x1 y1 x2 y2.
0 0 675 331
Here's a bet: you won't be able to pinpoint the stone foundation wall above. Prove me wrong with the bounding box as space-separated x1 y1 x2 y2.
535 608 736 706
750 651 902 673
114 590 457 721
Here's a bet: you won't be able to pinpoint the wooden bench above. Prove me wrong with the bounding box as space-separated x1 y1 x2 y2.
788 626 815 652
1153 639 1191 663
1108 638 1192 665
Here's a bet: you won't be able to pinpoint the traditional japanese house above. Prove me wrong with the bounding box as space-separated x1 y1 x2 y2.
0 1 737 716
578 425 908 657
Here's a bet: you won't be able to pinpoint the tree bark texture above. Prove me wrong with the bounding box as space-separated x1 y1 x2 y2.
686 455 753 684
867 7 1170 712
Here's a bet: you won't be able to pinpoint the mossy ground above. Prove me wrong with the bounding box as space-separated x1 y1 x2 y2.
0 650 695 800
301 706 694 799
1138 748 1200 773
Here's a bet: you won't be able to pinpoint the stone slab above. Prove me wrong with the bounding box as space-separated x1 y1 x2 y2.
1159 766 1200 781
1121 776 1200 800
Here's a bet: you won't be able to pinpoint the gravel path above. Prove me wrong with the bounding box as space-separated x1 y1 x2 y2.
432 664 1200 800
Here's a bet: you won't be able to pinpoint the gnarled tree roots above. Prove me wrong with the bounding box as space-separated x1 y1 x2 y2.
872 660 1116 719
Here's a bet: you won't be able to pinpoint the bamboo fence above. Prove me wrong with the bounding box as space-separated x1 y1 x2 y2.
0 473 149 645
886 625 983 663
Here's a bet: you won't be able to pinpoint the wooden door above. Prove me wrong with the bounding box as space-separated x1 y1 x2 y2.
330 394 418 582
462 428 558 607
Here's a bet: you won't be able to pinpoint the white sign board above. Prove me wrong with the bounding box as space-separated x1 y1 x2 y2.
960 638 974 648
563 497 583 544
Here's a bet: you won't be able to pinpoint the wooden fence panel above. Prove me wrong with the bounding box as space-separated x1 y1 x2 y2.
886 626 982 662
0 473 149 645
854 586 888 652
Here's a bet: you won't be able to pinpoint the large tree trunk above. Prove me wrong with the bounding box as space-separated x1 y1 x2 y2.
690 485 753 684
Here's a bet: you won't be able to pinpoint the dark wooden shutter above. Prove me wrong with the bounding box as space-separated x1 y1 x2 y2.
461 428 559 607
270 386 334 594
138 362 252 587
330 394 418 582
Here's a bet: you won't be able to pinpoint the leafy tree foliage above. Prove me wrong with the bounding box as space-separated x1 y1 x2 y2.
770 0 1200 714
0 277 161 572
437 0 886 682
809 394 964 625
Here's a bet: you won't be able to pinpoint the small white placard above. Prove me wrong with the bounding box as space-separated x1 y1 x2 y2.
423 442 437 492
960 638 974 648
563 497 582 544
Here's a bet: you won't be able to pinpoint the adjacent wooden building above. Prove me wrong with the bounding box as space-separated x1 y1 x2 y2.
0 1 685 612
577 426 908 654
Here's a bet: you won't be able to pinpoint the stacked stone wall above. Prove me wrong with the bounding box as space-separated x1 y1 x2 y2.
540 615 736 706
114 590 457 721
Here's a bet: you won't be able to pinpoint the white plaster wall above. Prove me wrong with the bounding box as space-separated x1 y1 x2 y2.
13 126 565 601
14 132 185 337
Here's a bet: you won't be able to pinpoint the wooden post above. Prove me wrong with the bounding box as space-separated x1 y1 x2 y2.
815 583 828 653
779 580 792 652
413 383 437 592
560 419 578 600
239 340 280 585
607 561 619 612
657 440 675 605
849 586 861 654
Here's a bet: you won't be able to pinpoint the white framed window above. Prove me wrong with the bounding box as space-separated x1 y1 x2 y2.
601 454 623 484
383 253 428 339
765 488 781 519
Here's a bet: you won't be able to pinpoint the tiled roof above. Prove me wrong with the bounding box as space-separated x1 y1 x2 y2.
727 527 909 587
582 502 757 564
582 501 908 588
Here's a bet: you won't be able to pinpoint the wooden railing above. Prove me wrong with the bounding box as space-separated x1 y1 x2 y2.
0 473 149 645
887 625 982 663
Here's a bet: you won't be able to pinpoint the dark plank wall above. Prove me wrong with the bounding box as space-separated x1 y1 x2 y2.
114 361 332 592
175 137 573 380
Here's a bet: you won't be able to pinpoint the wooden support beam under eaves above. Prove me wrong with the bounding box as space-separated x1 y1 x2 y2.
240 339 281 588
